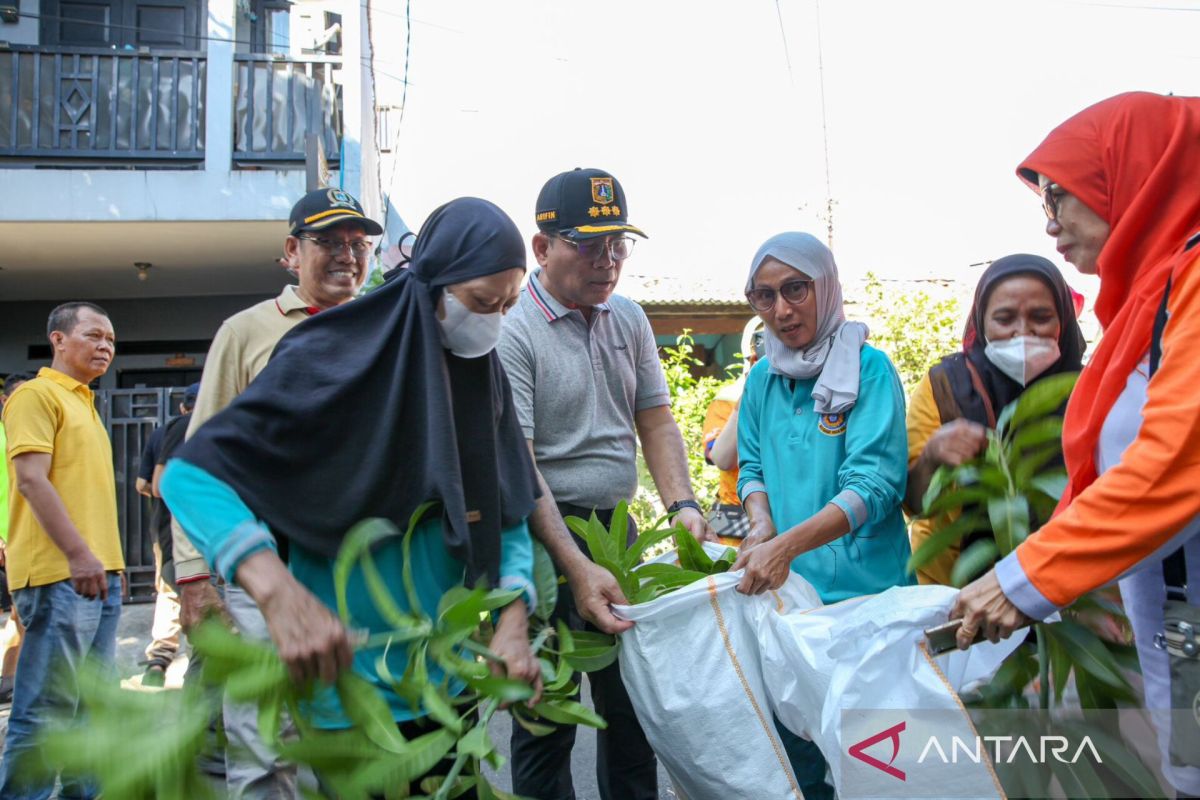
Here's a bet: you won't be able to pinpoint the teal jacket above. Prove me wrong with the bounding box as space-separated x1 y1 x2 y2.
161 458 534 729
737 344 913 602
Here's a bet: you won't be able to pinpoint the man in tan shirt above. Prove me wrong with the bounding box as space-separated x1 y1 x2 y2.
171 188 381 799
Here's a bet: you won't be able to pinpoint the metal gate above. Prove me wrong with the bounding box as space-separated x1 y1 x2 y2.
96 387 187 603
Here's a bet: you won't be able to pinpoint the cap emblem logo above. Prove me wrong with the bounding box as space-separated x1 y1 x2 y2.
326 189 356 209
591 177 614 205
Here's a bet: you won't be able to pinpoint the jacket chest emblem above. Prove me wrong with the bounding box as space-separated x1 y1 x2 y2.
818 412 847 436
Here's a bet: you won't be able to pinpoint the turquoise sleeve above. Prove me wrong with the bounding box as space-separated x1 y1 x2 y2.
498 520 536 612
737 362 767 502
835 350 909 527
160 459 277 583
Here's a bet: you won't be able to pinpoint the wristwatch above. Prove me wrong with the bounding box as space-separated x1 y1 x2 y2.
667 499 702 516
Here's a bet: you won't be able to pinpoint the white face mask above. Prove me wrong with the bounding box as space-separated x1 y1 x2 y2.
983 335 1061 386
438 290 503 359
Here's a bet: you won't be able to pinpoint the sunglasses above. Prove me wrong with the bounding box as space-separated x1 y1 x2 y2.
745 279 813 312
1041 183 1065 222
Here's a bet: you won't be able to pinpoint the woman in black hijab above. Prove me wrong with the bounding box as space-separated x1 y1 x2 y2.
161 198 542 727
904 254 1086 584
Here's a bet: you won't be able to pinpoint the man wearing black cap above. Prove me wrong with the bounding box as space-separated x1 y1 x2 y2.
171 188 380 799
499 168 714 799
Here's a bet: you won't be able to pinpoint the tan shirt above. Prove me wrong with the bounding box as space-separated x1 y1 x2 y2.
172 285 312 580
4 368 125 588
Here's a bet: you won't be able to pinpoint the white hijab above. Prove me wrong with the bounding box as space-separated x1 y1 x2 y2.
745 232 869 414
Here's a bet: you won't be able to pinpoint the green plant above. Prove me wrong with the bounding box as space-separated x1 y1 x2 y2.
38 506 617 799
862 272 962 395
565 502 737 605
633 331 732 523
912 373 1138 710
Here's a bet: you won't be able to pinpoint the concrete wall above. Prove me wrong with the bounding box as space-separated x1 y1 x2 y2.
0 292 277 388
0 0 364 224
0 0 38 46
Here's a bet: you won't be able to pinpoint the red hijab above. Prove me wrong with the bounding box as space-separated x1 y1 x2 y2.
1017 92 1200 507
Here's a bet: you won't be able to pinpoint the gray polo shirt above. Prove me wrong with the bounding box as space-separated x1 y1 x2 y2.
498 269 670 509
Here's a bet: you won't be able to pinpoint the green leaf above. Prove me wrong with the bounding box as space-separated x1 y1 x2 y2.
631 562 687 580
1010 372 1078 431
336 671 410 754
353 728 457 791
512 707 557 737
466 675 536 703
920 485 993 518
622 524 677 570
257 689 284 747
674 527 714 573
1010 416 1063 456
920 463 958 514
533 699 608 729
1042 620 1131 692
402 501 440 617
563 643 620 673
1029 470 1067 503
457 724 494 759
906 512 982 572
360 546 418 629
531 541 559 622
333 518 403 624
593 555 636 602
222 659 289 702
421 683 463 735
986 496 1029 554
950 538 998 587
1044 624 1071 704
420 775 478 799
609 501 631 563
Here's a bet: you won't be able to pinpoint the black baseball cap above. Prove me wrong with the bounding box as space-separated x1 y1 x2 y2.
535 168 647 240
289 188 383 236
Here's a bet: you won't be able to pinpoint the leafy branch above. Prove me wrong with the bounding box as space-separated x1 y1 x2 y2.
36 507 619 799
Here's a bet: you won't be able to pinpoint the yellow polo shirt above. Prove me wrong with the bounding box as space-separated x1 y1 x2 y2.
3 368 125 588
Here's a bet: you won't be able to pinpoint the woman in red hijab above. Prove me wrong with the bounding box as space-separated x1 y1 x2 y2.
953 92 1200 795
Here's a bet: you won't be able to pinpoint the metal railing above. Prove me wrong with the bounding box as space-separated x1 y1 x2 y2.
233 54 341 163
0 46 206 160
97 387 188 603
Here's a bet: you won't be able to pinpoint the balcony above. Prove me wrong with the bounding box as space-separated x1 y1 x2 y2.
0 46 206 161
234 54 341 164
0 46 341 166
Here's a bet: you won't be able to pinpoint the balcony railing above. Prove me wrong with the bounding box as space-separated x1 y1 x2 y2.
233 54 341 163
0 46 206 160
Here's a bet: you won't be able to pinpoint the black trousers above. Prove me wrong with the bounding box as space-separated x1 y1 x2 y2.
510 503 658 800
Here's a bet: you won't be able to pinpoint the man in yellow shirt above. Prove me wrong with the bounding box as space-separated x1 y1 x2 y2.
0 302 124 798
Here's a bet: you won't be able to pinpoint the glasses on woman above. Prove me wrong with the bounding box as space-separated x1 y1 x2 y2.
1041 183 1065 222
746 279 813 312
552 235 636 263
296 234 373 258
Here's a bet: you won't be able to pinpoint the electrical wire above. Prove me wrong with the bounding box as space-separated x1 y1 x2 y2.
378 0 411 236
772 0 794 86
813 0 834 248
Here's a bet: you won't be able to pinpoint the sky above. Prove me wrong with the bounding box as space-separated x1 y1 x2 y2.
368 0 1200 306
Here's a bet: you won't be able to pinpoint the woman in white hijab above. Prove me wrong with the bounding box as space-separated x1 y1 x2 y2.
732 232 912 597
731 232 913 799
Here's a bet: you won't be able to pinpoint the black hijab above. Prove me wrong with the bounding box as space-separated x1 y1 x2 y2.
932 254 1086 427
177 197 540 588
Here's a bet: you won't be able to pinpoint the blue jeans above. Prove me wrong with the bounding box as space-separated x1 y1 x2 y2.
0 575 122 800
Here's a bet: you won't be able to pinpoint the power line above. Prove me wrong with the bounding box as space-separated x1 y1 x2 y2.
813 0 834 248
378 0 412 237
772 0 795 86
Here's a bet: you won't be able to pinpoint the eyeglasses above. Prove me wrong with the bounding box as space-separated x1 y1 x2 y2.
1041 183 1065 222
551 234 636 263
296 234 373 258
745 279 813 312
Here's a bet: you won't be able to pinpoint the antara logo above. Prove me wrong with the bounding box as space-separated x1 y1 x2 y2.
848 721 907 781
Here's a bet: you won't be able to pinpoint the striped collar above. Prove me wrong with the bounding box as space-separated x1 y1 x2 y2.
525 269 611 323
